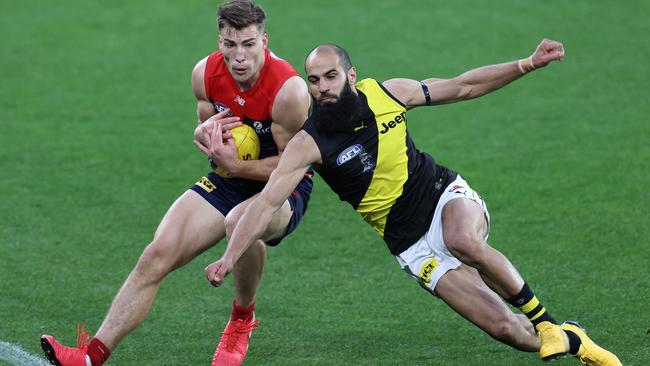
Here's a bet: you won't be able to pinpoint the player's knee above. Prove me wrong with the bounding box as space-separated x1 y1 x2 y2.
445 233 486 265
136 240 177 281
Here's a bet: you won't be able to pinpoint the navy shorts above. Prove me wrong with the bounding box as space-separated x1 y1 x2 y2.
190 171 313 246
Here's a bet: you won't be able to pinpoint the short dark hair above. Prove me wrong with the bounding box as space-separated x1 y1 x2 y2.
308 44 353 72
217 0 266 32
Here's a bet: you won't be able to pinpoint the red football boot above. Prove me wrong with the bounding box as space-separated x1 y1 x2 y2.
211 316 259 366
41 323 90 366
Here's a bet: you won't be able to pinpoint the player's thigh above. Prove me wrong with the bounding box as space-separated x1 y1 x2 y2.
442 198 489 255
151 189 226 268
436 264 514 332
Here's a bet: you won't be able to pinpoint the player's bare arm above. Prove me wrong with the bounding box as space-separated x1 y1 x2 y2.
192 57 217 123
192 57 241 144
383 39 565 108
204 130 321 287
270 76 311 153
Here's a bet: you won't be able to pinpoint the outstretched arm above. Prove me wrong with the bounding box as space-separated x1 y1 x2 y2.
383 39 565 108
204 130 321 287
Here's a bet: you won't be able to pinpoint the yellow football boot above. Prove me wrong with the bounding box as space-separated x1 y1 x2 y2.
561 321 622 366
537 321 569 360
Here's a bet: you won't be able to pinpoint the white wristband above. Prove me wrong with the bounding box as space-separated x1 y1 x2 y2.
518 56 536 74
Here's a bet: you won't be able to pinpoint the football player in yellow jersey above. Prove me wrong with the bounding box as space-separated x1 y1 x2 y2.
196 42 621 365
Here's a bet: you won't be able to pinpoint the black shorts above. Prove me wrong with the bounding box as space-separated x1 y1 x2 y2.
190 171 313 246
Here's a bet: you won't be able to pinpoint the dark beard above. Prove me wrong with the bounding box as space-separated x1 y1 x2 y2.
311 82 362 135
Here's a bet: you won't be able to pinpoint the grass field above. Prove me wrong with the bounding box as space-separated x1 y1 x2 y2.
1 0 649 365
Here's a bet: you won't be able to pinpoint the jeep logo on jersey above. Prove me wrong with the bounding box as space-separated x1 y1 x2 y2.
337 144 364 166
212 102 233 116
379 111 407 134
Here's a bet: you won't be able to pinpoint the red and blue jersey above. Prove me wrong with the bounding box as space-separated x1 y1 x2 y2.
204 48 300 161
192 48 312 241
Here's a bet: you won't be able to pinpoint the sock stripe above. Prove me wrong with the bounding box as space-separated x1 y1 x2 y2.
519 296 540 314
529 308 547 322
525 303 545 318
507 282 557 327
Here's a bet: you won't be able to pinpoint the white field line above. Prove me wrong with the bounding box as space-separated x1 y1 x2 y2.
0 341 50 366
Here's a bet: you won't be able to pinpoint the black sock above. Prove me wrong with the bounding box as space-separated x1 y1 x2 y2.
506 282 557 330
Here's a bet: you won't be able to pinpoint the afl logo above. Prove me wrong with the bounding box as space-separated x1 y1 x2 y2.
337 144 363 166
253 121 263 130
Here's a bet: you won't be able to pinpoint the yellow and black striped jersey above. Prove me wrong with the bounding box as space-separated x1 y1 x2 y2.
302 78 456 255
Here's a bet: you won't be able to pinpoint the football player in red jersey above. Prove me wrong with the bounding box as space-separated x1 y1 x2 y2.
41 1 312 365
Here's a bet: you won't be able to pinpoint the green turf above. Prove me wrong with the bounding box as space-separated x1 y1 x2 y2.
1 0 648 365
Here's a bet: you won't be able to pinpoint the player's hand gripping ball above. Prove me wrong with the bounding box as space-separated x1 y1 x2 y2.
214 124 260 177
